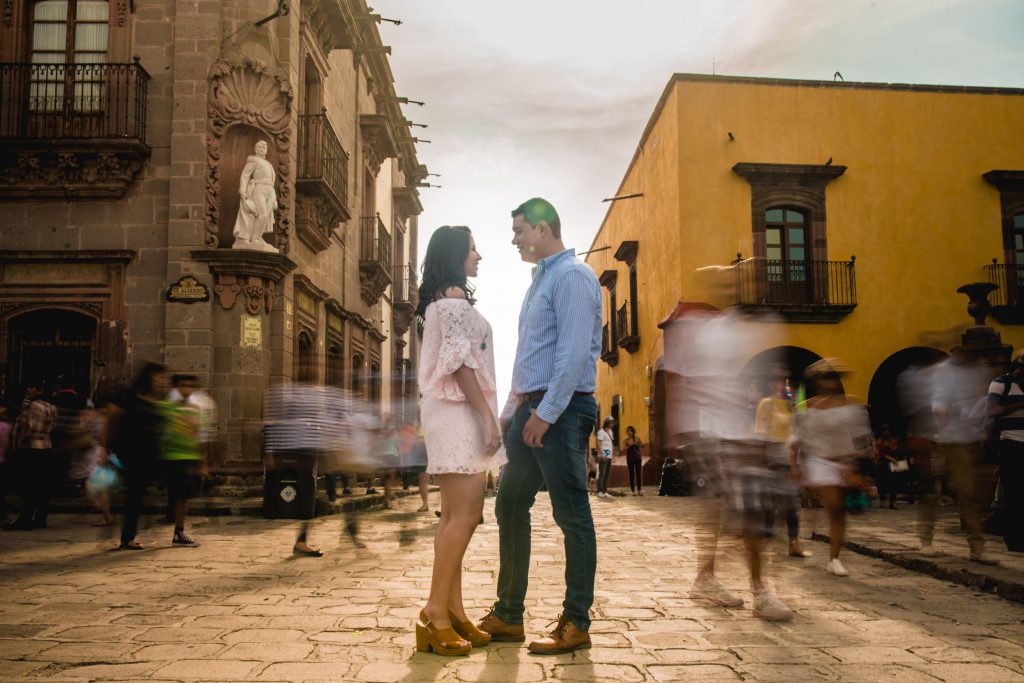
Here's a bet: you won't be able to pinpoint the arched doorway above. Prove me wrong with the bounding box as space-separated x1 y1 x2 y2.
5 308 97 400
741 345 828 397
868 347 948 435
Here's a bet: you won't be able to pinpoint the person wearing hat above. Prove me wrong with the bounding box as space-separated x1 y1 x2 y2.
595 417 615 498
791 359 873 577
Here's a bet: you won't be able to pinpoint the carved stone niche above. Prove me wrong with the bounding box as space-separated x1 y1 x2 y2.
191 249 296 315
205 58 294 254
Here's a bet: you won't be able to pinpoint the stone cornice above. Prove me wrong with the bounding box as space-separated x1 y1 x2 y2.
191 249 297 282
0 250 136 264
732 163 847 187
984 170 1024 192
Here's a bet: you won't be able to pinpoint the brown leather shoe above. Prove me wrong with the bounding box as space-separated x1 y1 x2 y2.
476 609 525 643
527 614 591 655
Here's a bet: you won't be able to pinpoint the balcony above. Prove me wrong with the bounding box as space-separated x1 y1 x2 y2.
359 215 392 305
0 60 150 200
986 262 1024 324
616 300 640 353
295 112 350 253
601 323 619 367
734 258 857 323
392 264 418 336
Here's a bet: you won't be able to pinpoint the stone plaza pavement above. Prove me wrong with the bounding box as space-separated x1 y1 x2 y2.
1 493 1023 682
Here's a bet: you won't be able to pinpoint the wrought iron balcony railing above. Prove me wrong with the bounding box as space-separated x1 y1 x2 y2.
733 258 857 322
986 262 1024 307
392 264 418 306
616 300 640 352
985 261 1024 324
0 60 149 140
297 112 348 209
358 215 392 305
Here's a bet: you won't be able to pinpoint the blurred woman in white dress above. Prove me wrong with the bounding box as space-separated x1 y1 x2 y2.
415 226 506 656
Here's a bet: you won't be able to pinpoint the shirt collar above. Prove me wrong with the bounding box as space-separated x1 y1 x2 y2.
532 248 575 278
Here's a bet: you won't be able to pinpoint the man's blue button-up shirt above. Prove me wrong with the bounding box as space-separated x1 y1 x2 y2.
502 248 603 424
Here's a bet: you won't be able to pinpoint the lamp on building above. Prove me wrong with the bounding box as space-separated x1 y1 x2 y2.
360 14 403 25
404 120 428 128
389 97 425 106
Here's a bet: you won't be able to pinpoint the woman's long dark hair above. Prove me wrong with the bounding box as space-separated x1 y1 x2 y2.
416 225 475 318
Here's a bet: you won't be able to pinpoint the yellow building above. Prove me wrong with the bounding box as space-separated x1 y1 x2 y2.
586 74 1024 479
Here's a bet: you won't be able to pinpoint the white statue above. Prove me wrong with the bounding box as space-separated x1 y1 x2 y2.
232 140 279 253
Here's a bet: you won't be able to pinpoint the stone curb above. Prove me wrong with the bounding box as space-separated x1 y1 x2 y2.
811 531 1024 604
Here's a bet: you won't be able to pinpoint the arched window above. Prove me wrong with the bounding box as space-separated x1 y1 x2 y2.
351 353 364 396
326 344 343 387
296 331 315 383
29 1 109 113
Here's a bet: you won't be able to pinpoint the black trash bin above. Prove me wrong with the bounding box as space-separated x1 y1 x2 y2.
262 451 316 519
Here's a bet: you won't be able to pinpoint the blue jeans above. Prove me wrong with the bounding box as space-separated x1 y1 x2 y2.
492 394 598 631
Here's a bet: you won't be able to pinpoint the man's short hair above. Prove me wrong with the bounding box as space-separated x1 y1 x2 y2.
511 197 561 239
172 373 200 386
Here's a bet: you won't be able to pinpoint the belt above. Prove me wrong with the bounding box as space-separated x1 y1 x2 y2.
521 389 593 403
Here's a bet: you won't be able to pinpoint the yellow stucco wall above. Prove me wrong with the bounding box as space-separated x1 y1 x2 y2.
587 74 1024 445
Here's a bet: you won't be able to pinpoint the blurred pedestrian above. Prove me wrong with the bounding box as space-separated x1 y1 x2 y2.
157 375 205 547
108 362 168 550
0 404 14 526
874 424 908 510
595 417 614 498
755 369 810 558
792 359 874 577
5 382 56 531
624 426 644 496
416 225 505 656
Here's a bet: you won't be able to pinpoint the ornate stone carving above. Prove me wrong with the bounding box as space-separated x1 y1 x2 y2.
205 58 294 252
191 249 296 315
358 267 391 307
392 305 414 337
359 114 397 177
2 0 13 28
0 144 149 200
295 193 342 253
115 0 128 26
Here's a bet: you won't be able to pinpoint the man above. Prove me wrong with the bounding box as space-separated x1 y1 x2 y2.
921 350 998 564
5 382 55 531
477 197 602 655
988 355 1024 552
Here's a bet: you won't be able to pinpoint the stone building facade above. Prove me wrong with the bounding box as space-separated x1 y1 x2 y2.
0 0 425 466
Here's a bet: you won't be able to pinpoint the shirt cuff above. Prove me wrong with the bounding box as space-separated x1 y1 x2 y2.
535 400 563 424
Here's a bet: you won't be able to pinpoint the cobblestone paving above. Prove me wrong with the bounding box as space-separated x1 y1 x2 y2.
1 493 1023 681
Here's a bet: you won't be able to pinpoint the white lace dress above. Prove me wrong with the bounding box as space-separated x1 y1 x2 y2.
418 298 507 474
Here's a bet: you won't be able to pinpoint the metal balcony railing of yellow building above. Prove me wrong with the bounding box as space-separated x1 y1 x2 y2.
0 60 149 140
733 258 857 323
616 300 640 352
985 261 1024 325
296 112 349 211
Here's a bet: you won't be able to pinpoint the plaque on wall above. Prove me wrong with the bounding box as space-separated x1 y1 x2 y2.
166 276 210 303
241 314 263 349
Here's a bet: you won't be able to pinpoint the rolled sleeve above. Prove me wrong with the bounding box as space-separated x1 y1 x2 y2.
536 269 600 424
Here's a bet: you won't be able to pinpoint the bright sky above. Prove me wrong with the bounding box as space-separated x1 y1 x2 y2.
379 0 1024 401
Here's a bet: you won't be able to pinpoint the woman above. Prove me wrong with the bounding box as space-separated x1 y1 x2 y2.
416 226 506 656
624 426 643 496
595 417 615 498
791 359 873 577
